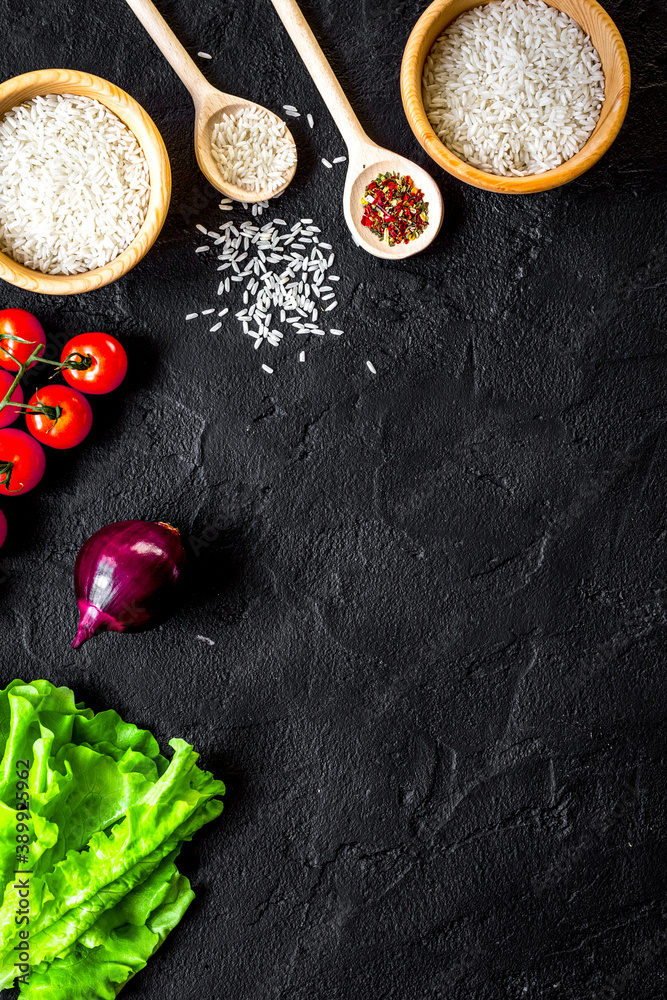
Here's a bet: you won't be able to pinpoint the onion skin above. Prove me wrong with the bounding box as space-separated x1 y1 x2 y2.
72 520 186 648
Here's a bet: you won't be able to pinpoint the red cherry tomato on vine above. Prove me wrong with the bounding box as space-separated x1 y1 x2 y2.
0 429 46 496
60 333 127 395
0 309 46 371
0 370 24 428
0 509 6 549
25 385 93 450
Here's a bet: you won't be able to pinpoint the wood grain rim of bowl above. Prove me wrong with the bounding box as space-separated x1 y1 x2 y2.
0 69 171 295
400 0 631 194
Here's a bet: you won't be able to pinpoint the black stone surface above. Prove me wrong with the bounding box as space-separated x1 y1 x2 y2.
0 0 666 998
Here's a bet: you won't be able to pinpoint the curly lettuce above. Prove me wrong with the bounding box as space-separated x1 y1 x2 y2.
0 679 224 999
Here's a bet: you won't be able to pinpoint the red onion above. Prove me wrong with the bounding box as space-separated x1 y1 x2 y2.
72 520 186 648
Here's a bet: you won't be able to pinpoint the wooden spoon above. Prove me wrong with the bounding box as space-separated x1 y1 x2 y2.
125 0 297 203
269 0 443 259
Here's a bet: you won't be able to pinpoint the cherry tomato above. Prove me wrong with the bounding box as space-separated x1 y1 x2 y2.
0 509 6 549
0 429 46 495
61 333 127 395
0 309 46 371
26 385 93 450
0 370 24 428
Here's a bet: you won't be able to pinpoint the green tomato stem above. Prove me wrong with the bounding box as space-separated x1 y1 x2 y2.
0 459 14 492
0 342 89 416
0 343 42 414
9 402 61 419
39 352 92 372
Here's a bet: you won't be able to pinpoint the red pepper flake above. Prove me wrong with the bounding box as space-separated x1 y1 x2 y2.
360 172 429 247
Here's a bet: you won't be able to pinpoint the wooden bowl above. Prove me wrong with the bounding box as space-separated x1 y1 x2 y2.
0 69 171 294
401 0 631 194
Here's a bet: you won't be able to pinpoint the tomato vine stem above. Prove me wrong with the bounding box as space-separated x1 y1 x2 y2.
9 401 63 421
0 341 91 417
0 460 15 492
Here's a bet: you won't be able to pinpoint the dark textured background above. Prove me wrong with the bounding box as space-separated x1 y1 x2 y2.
0 0 666 997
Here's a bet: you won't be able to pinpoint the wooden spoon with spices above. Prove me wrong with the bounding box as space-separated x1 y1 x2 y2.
269 0 443 258
125 0 297 203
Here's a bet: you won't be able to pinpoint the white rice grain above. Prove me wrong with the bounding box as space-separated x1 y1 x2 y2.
422 0 604 176
0 94 150 274
210 107 297 193
195 205 348 363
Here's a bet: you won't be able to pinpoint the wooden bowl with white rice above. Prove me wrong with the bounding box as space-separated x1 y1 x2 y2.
401 0 630 193
0 69 170 294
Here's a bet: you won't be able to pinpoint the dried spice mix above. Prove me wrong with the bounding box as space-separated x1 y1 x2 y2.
360 172 429 246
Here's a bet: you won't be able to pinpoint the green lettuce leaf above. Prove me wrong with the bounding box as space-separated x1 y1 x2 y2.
26 794 222 969
21 852 195 999
0 679 224 997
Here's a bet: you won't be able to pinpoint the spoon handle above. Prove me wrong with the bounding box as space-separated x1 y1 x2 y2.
269 0 370 153
125 0 209 103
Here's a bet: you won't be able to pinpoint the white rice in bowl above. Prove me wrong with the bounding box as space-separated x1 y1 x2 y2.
423 0 605 177
0 93 150 274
